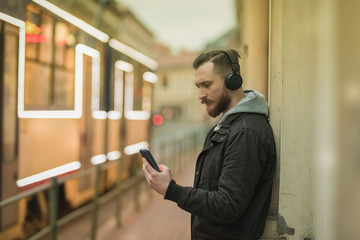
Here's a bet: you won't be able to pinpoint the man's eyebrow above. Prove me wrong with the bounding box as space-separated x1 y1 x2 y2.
196 81 211 86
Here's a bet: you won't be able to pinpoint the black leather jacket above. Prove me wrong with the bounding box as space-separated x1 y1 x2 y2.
165 112 276 240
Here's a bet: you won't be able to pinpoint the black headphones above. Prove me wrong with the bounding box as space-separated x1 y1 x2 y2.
220 50 243 90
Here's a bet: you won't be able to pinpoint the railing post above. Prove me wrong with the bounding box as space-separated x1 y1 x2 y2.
176 138 180 172
91 165 101 240
134 155 140 211
172 139 175 170
116 156 124 227
178 138 181 171
181 137 185 170
49 177 58 240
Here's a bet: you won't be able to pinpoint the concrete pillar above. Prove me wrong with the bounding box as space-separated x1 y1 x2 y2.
269 1 318 239
267 0 282 238
237 1 276 238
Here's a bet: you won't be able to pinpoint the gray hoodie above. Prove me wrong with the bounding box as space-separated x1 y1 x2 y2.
214 89 269 131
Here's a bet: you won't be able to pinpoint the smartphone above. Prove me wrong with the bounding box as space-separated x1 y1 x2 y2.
139 149 161 172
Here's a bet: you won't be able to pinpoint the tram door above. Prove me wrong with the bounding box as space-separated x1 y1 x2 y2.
0 21 19 230
65 47 102 207
79 55 93 191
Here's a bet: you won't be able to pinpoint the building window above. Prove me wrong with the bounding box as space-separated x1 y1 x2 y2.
162 75 168 88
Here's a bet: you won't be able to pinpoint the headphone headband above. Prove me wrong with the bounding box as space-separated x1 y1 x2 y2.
221 50 240 74
220 49 243 90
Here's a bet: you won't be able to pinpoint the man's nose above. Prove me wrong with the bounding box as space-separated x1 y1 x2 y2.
198 89 206 100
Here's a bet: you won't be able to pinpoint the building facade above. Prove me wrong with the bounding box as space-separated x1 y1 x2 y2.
153 47 215 127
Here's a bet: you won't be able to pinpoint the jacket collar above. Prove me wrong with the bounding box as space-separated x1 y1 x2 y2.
214 112 248 132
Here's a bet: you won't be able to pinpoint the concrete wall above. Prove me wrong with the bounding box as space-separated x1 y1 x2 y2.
335 1 360 238
315 0 360 239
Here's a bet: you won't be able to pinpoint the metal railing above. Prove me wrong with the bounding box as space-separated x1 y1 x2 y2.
0 126 208 240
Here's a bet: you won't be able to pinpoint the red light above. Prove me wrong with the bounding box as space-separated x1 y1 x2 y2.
152 114 163 126
25 34 46 43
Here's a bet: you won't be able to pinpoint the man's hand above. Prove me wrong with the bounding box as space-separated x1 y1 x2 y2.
142 158 172 195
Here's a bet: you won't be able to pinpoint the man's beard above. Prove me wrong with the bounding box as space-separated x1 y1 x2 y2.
207 90 231 118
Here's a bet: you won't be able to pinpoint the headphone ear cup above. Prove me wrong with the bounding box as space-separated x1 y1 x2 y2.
225 73 243 90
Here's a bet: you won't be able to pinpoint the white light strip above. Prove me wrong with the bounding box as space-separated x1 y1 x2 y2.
107 151 121 161
19 110 82 119
124 71 134 113
116 60 151 120
73 43 85 117
92 110 107 119
125 111 150 120
115 60 133 72
124 141 149 155
143 71 158 83
75 44 101 114
91 154 107 165
108 110 121 119
109 39 158 70
91 53 101 112
114 66 123 112
0 12 25 27
16 161 81 187
0 13 27 120
32 0 109 42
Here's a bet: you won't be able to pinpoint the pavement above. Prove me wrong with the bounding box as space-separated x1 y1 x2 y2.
95 160 196 240
53 124 202 240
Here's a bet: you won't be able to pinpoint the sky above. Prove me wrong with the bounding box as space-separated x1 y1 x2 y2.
118 0 236 52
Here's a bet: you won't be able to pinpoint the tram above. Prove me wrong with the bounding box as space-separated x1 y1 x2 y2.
0 0 158 239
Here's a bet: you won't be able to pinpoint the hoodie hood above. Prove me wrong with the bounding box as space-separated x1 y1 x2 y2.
214 89 269 131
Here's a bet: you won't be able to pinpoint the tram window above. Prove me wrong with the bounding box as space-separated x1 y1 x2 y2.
24 22 38 60
25 4 41 60
113 68 124 112
25 61 52 108
115 60 152 116
38 14 53 63
54 68 75 109
53 22 75 109
133 66 143 111
124 71 134 113
2 23 19 162
24 4 76 110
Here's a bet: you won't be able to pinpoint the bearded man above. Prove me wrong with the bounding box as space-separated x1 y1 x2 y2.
142 49 276 240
